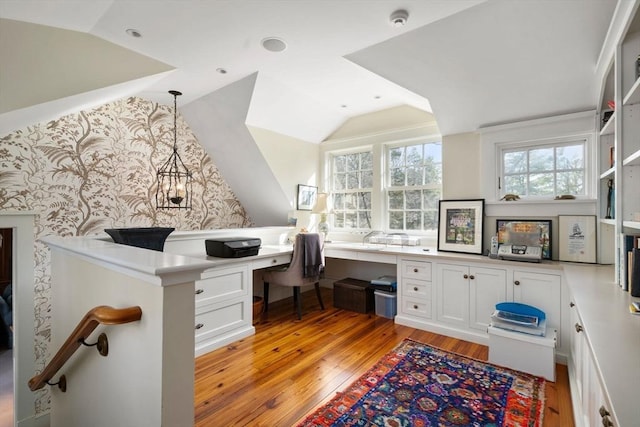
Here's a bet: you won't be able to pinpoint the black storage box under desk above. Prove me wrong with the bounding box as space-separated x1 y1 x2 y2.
333 278 374 314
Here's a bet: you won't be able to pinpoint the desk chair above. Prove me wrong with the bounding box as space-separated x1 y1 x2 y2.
262 233 325 320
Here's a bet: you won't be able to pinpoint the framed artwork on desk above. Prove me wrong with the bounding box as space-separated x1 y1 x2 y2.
496 219 552 260
558 215 596 263
437 199 485 255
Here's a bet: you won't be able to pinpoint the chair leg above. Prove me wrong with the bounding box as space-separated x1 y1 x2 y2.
263 282 269 313
314 282 325 310
293 286 302 320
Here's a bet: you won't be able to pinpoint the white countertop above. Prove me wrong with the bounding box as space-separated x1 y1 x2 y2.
563 264 640 427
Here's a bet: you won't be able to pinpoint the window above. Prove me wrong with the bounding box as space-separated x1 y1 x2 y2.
501 140 585 198
386 142 442 231
330 151 373 230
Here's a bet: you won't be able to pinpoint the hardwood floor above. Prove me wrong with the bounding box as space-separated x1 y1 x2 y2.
195 287 574 426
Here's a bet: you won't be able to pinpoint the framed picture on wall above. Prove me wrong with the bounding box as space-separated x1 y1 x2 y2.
558 215 597 263
297 184 317 211
496 219 552 260
437 199 485 255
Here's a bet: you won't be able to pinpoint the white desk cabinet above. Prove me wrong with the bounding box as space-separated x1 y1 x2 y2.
436 263 507 332
194 264 253 356
398 259 433 320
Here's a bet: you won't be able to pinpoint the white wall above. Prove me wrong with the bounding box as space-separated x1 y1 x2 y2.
442 131 481 199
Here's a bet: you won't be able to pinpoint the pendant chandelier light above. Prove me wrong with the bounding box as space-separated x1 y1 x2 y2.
156 90 192 210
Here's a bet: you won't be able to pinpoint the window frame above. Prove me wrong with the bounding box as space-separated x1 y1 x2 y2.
382 137 443 235
496 136 592 200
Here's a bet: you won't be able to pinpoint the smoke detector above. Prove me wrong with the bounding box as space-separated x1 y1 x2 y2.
390 9 409 27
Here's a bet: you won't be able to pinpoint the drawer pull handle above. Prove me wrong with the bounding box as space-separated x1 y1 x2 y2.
514 280 520 286
195 323 204 330
413 287 419 291
599 406 610 417
575 323 583 333
195 289 204 295
569 302 575 308
469 275 475 280
413 305 418 310
413 268 419 273
272 259 277 264
463 274 469 279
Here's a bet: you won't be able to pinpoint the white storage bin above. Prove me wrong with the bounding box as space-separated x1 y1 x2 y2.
488 325 556 381
374 291 397 319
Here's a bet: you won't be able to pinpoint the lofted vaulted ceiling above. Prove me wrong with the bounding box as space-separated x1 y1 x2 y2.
0 0 616 141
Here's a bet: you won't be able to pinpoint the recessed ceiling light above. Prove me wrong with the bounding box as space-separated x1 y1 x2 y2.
126 28 142 38
374 95 381 99
341 104 348 108
216 68 227 74
261 37 287 52
389 9 409 27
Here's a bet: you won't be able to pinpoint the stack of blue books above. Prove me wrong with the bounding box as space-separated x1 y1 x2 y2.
370 275 397 292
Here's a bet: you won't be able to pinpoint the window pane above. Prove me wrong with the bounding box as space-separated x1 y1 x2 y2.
334 155 346 173
406 190 421 209
389 191 403 209
425 161 441 185
389 147 404 168
388 211 403 230
390 168 405 186
529 148 553 172
333 193 344 210
344 193 356 210
423 189 440 209
345 212 357 228
423 211 438 230
557 171 584 194
333 173 345 191
424 143 442 162
406 167 422 186
334 213 344 228
360 152 373 170
406 145 422 165
346 154 359 172
358 211 372 229
361 170 373 188
357 192 371 210
504 151 527 174
529 173 554 195
556 145 583 169
504 174 526 195
406 211 421 230
346 172 358 189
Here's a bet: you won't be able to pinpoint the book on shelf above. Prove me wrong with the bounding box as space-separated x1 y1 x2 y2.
631 247 640 297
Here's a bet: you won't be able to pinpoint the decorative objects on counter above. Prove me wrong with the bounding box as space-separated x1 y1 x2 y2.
500 193 520 201
496 219 551 260
156 90 193 210
558 215 597 263
312 192 331 242
104 227 175 251
204 237 262 258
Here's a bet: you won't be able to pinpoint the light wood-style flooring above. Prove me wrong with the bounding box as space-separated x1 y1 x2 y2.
195 287 574 426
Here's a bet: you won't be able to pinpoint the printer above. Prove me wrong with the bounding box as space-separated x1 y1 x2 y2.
205 237 261 258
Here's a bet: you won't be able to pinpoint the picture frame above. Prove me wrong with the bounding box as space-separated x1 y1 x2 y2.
297 184 317 211
437 199 485 255
558 215 597 263
496 219 552 260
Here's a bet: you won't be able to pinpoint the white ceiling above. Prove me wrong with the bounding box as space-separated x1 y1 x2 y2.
0 0 617 142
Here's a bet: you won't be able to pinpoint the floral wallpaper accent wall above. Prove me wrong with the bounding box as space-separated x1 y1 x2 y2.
0 96 252 413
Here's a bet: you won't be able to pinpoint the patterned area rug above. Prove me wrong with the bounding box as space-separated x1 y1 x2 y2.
297 339 545 427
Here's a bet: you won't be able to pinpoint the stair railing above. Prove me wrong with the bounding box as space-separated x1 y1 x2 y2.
28 305 142 392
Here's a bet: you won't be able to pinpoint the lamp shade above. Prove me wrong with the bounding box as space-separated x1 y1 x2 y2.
312 193 329 214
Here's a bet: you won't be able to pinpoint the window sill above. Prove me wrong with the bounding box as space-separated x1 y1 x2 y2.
484 198 597 217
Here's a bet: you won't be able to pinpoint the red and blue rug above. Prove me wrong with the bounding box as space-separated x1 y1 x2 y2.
297 339 545 427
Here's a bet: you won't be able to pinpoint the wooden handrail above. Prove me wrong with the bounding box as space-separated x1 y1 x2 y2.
29 305 142 391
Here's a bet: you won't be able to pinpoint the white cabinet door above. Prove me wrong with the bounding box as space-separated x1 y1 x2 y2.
469 267 507 331
513 270 561 346
436 263 469 328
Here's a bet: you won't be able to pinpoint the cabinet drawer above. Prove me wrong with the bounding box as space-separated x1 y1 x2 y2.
401 296 431 319
195 300 247 344
403 278 431 300
401 260 432 280
251 253 292 270
196 265 247 306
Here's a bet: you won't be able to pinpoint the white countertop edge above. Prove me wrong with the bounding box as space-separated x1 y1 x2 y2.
41 235 216 286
